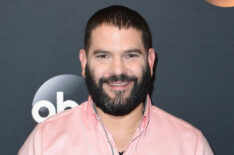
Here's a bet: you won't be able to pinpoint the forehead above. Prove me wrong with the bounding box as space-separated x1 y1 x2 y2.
88 24 145 53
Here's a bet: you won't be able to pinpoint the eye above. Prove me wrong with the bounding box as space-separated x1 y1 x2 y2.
96 54 109 59
126 53 139 58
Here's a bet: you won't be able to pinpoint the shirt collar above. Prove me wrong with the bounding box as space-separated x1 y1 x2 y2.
140 95 152 130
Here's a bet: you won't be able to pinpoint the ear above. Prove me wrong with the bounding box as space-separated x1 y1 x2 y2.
147 48 156 76
79 49 87 78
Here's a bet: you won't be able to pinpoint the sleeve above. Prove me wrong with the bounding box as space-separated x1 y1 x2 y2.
18 125 42 155
196 131 214 155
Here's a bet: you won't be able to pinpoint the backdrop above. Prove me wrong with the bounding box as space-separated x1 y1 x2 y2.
1 0 234 154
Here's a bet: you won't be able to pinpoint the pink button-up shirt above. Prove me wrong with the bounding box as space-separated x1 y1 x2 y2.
19 96 214 155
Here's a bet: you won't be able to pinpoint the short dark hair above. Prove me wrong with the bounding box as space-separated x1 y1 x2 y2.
84 5 152 51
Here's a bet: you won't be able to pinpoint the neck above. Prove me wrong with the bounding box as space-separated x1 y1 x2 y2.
96 103 144 152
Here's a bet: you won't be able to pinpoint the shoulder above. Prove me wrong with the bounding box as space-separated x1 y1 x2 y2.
18 102 89 155
146 105 214 154
37 101 87 131
150 105 202 140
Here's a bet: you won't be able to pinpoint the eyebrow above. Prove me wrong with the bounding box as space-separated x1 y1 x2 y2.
93 49 144 55
124 49 143 55
93 50 109 55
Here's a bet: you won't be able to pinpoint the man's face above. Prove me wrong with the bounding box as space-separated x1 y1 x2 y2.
80 25 155 116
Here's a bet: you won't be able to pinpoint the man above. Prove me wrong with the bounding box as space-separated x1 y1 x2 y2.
19 5 214 155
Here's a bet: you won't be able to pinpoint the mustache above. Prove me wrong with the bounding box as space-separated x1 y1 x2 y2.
99 74 137 84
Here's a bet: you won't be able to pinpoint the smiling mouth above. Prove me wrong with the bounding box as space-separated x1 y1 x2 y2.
106 81 132 91
109 82 128 86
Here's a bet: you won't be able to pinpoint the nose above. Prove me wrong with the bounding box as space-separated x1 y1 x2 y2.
109 56 125 75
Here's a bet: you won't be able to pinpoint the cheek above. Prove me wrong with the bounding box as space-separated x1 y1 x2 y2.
88 58 147 80
128 63 147 77
91 68 107 82
88 66 109 87
88 59 109 74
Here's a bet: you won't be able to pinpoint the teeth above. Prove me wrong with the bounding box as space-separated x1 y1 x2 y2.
110 82 128 86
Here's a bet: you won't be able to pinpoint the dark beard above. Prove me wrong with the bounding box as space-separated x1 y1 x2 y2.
85 64 151 116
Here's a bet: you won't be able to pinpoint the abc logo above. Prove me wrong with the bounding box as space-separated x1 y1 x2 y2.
32 75 88 123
